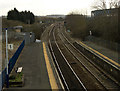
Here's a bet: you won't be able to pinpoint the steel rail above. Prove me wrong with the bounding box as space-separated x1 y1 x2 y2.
48 26 70 91
59 33 107 90
49 39 70 91
60 31 120 89
53 31 87 91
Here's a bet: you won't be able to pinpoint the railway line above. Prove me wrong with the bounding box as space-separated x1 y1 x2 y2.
46 23 120 90
49 27 87 90
59 29 120 89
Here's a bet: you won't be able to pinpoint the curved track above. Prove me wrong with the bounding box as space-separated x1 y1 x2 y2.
60 30 120 89
47 23 120 90
48 25 87 90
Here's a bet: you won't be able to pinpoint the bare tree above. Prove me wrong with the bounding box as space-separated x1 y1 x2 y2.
92 0 107 10
109 0 119 8
92 0 119 10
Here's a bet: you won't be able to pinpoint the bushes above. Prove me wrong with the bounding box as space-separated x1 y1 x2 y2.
2 18 45 39
65 9 119 43
89 15 118 43
3 16 55 40
27 23 45 39
65 14 88 40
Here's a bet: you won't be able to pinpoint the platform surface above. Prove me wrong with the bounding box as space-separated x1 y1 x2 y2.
79 41 120 69
4 42 59 90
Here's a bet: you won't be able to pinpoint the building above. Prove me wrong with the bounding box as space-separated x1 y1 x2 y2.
91 8 118 17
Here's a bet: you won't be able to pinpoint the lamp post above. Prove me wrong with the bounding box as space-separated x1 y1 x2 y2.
5 28 9 88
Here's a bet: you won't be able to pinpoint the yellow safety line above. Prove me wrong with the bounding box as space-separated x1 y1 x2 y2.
79 41 120 67
43 42 58 90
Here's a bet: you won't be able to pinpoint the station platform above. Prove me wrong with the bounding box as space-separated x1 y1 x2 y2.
76 40 120 69
64 28 120 69
3 42 62 90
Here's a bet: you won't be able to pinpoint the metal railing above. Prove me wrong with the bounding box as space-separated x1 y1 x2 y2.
85 36 120 53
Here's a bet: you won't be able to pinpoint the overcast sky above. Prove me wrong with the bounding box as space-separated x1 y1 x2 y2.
0 0 112 16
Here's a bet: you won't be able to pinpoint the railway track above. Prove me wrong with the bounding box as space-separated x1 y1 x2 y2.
49 39 69 91
55 31 107 90
47 23 120 90
58 24 120 89
48 26 87 90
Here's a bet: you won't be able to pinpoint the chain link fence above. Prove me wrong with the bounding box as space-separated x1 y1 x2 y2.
2 30 24 71
85 35 120 53
2 29 35 71
1 17 35 89
1 30 27 88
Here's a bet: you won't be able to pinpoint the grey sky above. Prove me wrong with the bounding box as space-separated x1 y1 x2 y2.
0 0 113 16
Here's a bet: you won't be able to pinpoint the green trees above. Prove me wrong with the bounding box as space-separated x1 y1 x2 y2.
7 8 35 24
